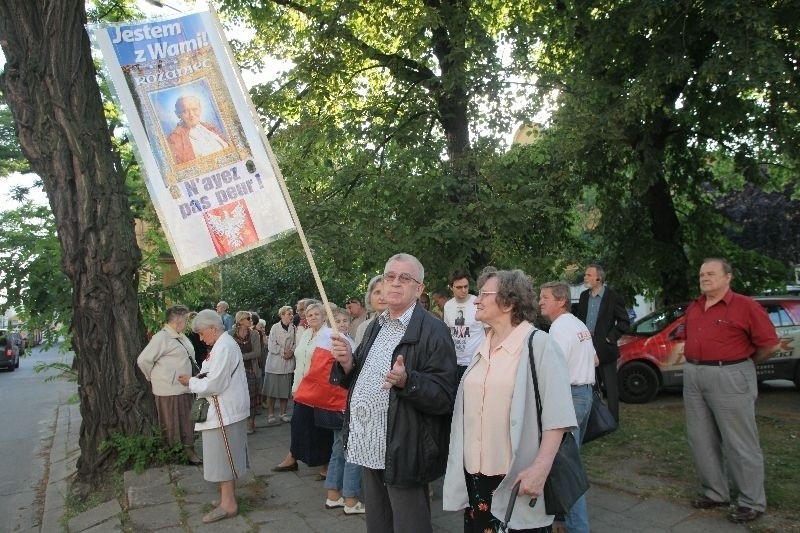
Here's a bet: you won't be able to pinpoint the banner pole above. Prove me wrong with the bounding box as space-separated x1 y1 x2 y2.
207 6 338 331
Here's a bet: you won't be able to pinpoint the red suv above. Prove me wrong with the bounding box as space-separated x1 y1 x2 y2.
616 296 800 403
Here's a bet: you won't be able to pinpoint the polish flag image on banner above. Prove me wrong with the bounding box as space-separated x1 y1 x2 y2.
203 199 259 255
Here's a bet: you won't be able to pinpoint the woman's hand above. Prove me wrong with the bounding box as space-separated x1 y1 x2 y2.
514 428 568 499
177 374 190 386
514 463 549 499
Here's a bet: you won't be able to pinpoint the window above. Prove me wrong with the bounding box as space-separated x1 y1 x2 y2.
764 304 793 327
632 305 688 335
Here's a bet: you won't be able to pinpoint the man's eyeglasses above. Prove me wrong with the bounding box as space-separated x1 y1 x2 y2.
384 272 421 285
478 291 498 298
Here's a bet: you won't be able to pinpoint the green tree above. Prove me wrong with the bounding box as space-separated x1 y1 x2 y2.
527 0 799 301
0 0 156 493
220 0 581 286
0 203 71 345
0 90 29 175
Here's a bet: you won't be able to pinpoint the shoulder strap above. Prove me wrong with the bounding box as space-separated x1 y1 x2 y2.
177 338 200 374
527 329 544 444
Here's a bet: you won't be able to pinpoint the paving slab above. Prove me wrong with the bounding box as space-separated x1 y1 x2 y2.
123 467 171 490
127 501 183 531
81 519 123 532
66 499 122 532
629 497 696 527
587 485 642 513
127 482 175 509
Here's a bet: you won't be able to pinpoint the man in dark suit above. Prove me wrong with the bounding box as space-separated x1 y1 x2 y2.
576 264 630 421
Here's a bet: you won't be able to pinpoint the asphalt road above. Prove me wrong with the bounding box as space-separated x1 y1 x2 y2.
0 343 75 532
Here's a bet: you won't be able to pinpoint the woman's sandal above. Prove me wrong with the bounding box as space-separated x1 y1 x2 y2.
202 506 237 524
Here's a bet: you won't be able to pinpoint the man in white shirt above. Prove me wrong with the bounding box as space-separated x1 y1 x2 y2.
539 281 596 533
443 269 486 382
168 95 230 164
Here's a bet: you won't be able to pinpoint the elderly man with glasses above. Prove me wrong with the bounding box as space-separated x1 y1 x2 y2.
331 253 458 533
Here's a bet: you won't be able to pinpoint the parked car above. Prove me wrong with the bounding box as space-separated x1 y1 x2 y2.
0 329 21 371
616 296 800 403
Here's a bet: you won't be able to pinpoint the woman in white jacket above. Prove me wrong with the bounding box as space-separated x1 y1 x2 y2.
178 309 249 524
136 305 199 464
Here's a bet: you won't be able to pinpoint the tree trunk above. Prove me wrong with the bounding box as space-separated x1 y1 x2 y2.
0 0 156 492
635 123 692 303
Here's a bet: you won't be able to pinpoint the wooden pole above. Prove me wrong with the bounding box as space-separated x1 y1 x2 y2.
208 6 338 331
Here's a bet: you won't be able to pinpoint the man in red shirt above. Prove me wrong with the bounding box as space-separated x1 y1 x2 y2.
683 258 780 524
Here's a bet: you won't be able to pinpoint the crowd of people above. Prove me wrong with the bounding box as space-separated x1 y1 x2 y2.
135 254 778 530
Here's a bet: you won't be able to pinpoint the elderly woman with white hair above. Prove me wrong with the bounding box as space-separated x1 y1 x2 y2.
177 309 249 524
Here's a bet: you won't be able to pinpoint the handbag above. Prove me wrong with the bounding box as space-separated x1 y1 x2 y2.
582 384 618 444
313 407 344 430
188 361 240 424
190 397 209 422
527 330 589 515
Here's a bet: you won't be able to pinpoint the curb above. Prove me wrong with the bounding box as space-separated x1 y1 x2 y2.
41 403 80 532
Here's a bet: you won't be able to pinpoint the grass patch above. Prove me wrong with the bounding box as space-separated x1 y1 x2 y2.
582 396 800 523
98 429 185 474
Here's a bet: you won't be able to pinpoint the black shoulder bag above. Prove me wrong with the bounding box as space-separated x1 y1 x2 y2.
527 330 589 515
190 361 240 423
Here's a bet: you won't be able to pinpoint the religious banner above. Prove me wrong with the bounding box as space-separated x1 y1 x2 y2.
88 9 295 273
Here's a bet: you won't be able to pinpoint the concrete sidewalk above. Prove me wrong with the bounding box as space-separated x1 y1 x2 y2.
46 405 745 532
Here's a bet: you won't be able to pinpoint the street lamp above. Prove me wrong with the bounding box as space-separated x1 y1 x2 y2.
143 0 183 13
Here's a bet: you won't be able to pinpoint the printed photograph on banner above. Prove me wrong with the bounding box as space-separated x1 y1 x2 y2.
88 10 295 273
121 43 251 198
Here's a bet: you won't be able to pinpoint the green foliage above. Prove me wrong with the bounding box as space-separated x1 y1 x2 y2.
0 90 30 176
99 428 185 474
219 237 363 320
527 0 799 301
33 361 78 383
0 202 72 347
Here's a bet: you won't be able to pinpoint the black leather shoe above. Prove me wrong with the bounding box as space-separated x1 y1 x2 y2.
728 506 763 523
271 462 298 472
691 496 728 509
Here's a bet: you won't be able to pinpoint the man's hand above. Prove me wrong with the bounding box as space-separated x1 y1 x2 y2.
332 333 354 374
382 355 408 389
752 343 781 364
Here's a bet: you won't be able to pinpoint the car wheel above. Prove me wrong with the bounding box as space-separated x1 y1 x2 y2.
618 361 660 404
14 358 19 369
